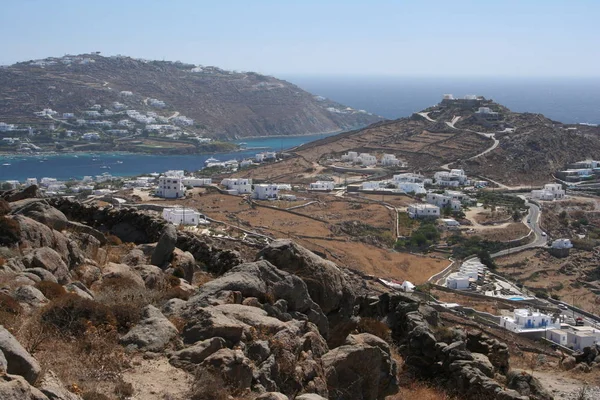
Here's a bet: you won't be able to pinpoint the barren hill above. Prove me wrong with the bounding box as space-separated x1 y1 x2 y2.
241 95 600 185
0 53 381 139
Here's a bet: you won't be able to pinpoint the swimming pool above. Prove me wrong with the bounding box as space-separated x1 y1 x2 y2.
508 297 525 301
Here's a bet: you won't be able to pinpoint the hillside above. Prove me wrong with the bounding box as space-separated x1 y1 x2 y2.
240 95 600 185
0 53 381 143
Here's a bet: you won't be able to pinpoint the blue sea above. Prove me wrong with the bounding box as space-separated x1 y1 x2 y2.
2 76 600 181
285 75 600 124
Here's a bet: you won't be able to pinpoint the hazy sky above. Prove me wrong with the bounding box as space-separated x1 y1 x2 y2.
2 0 599 77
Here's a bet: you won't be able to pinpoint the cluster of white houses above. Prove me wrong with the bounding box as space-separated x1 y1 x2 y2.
556 160 600 182
341 151 403 167
446 258 487 290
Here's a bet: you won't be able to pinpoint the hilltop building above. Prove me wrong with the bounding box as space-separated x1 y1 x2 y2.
162 207 206 226
309 181 335 191
499 309 560 334
156 176 186 199
434 169 469 187
221 178 252 195
253 184 279 200
407 204 440 219
531 183 565 201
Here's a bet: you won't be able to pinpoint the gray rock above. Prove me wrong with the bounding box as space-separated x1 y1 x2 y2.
66 221 107 245
13 286 48 308
38 370 83 400
257 239 356 318
14 201 68 231
187 260 328 337
247 340 270 364
120 248 146 266
0 325 41 384
0 350 7 372
161 298 188 317
0 373 49 400
506 369 553 400
172 248 196 283
22 248 69 284
323 333 398 400
470 353 495 377
200 348 254 390
64 283 94 300
72 264 101 287
563 356 577 370
132 264 165 289
150 224 177 268
101 262 145 288
295 395 328 400
120 305 178 352
23 268 57 283
169 337 226 370
255 393 289 400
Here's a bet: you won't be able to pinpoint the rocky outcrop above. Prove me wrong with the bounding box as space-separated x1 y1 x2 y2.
151 224 177 268
38 370 83 400
200 348 254 390
0 185 40 203
120 305 178 352
0 326 41 384
183 260 328 337
257 240 356 325
13 201 68 231
506 369 552 400
0 373 49 400
101 262 146 288
169 337 226 370
323 333 398 400
176 231 243 275
22 248 70 284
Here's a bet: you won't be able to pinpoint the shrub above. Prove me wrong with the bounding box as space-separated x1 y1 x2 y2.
0 292 22 315
41 294 116 336
163 286 191 301
109 303 142 333
82 393 111 400
357 317 391 341
173 266 185 279
106 234 123 246
0 199 10 216
114 379 134 399
167 275 181 288
189 369 230 400
35 281 67 300
0 216 20 246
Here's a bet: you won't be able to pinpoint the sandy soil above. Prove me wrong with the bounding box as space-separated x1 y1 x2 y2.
122 355 193 400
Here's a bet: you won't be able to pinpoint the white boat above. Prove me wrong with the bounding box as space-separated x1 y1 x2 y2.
204 157 219 166
2 163 10 166
116 161 123 164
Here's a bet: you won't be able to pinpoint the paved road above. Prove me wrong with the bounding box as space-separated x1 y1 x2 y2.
491 201 547 258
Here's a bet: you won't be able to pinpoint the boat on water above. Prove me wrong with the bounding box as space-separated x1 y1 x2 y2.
116 161 123 164
2 163 10 166
100 166 111 169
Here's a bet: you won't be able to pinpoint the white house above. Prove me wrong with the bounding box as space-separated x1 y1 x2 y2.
547 329 568 347
255 152 277 162
357 153 377 166
240 159 254 168
182 177 212 187
446 273 471 290
440 218 460 229
0 122 15 131
82 132 100 141
25 178 38 187
164 170 185 178
62 113 75 119
341 151 359 162
381 154 401 166
396 182 426 194
426 193 462 211
40 177 57 187
407 204 440 219
401 281 415 292
499 309 560 333
531 183 565 201
253 184 279 200
361 181 384 191
162 207 206 226
309 181 335 191
156 176 186 199
434 169 469 187
552 239 573 249
221 178 252 194
566 328 600 351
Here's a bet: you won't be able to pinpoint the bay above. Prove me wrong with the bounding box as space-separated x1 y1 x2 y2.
0 132 335 182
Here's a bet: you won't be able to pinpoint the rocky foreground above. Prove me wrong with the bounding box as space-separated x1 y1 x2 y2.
0 187 554 399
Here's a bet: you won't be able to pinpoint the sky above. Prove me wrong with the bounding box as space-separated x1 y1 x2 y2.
2 0 599 77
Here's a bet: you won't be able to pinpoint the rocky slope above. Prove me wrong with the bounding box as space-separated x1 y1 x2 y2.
0 188 558 399
0 54 381 140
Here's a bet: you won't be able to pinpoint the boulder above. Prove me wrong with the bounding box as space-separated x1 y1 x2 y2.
295 395 328 400
0 350 6 372
187 260 328 337
1 185 40 202
470 353 495 377
323 334 399 400
120 248 147 266
256 393 289 400
562 356 577 371
38 370 83 400
120 305 178 352
0 373 49 400
200 348 254 390
172 248 196 283
14 201 68 231
150 224 177 268
64 283 94 300
23 268 58 283
13 286 48 308
132 264 166 289
0 326 41 384
247 340 270 364
65 221 107 246
257 239 356 318
22 248 70 284
101 263 145 288
169 337 226 370
72 264 101 287
506 369 553 400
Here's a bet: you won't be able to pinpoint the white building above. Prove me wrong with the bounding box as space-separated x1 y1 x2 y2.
25 178 38 187
309 181 335 191
566 327 600 351
407 204 440 219
240 159 254 168
182 177 212 187
531 183 565 201
40 177 57 187
164 170 185 178
253 184 279 200
499 309 560 333
255 152 277 163
440 218 460 229
82 132 100 141
357 153 377 166
547 329 568 347
446 273 471 290
221 178 252 194
434 169 469 187
552 239 573 249
341 151 359 162
0 122 15 131
162 207 206 226
396 182 426 194
380 154 401 166
156 176 186 199
426 193 462 211
361 181 384 191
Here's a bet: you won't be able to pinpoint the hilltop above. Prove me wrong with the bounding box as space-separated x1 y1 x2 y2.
237 95 600 186
0 53 381 151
